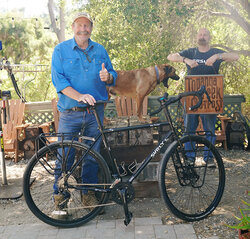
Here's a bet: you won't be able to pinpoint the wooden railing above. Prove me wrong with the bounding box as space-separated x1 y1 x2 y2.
24 94 246 129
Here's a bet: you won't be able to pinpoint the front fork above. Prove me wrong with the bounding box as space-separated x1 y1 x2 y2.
171 140 199 187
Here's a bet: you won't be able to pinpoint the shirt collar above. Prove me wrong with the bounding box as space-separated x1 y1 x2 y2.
72 38 94 51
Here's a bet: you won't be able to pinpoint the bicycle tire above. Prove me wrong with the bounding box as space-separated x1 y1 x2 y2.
23 140 111 228
159 135 225 221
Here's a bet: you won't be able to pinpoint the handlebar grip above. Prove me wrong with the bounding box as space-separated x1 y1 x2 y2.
96 100 113 104
189 102 202 111
1 91 11 98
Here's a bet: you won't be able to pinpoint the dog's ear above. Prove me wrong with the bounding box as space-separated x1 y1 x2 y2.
164 65 172 75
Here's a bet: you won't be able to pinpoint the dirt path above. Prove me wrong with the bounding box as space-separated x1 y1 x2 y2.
0 149 249 239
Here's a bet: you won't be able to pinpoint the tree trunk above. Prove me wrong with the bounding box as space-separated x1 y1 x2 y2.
47 0 66 43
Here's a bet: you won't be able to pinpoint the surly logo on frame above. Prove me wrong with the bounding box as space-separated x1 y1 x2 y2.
151 138 168 158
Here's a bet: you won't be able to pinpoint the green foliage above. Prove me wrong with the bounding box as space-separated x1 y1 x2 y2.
0 12 57 102
226 196 250 230
0 0 249 118
84 0 177 70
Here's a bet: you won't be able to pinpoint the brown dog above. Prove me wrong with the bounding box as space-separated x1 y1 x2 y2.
108 64 180 119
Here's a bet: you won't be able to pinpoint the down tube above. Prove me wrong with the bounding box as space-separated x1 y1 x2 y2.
128 131 173 183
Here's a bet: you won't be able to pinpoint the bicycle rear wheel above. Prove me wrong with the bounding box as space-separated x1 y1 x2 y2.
159 135 225 221
23 141 111 228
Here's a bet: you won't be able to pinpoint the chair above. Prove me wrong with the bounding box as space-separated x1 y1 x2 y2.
1 99 29 162
39 98 59 143
215 115 231 150
197 115 231 150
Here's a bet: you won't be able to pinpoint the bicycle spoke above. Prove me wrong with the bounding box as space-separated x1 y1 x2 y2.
23 141 111 228
160 135 225 221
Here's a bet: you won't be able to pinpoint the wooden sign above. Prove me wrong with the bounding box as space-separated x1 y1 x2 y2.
185 75 224 114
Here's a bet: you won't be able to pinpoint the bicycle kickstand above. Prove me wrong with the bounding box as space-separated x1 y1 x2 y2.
120 188 133 226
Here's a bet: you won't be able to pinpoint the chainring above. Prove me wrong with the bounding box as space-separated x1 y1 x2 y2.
111 182 135 205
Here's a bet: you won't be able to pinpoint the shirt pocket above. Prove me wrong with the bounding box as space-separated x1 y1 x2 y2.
62 58 80 77
94 57 105 72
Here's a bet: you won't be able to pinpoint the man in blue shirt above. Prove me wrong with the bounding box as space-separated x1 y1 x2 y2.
167 28 238 166
51 12 117 216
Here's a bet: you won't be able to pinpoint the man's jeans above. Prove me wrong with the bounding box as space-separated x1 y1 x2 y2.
184 114 217 161
53 106 104 194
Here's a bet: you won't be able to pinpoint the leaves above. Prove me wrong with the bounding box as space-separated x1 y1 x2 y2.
0 0 249 114
0 12 56 101
225 199 250 230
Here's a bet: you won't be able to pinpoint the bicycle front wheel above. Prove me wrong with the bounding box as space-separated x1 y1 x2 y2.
23 141 111 228
159 135 225 221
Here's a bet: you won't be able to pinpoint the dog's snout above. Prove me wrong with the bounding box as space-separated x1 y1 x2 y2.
172 74 180 81
164 65 180 81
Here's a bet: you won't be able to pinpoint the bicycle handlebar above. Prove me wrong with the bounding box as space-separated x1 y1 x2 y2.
79 86 210 116
149 105 163 116
150 85 212 116
79 100 113 109
186 85 211 111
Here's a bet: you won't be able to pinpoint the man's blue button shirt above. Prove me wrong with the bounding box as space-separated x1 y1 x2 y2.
51 38 117 112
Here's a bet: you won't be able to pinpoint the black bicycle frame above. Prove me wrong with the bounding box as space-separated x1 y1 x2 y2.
90 106 177 184
51 113 176 193
41 87 210 192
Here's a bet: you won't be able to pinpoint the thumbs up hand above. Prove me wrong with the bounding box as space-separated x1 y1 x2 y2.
99 63 109 82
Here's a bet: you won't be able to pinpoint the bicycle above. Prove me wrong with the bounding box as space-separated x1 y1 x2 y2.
23 85 225 228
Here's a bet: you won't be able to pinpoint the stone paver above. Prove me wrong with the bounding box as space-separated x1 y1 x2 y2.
0 217 220 239
174 224 197 239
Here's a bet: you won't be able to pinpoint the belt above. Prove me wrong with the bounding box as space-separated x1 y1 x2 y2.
66 107 87 112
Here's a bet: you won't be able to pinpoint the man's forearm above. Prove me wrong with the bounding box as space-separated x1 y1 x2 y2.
167 53 185 63
61 87 81 101
218 52 239 62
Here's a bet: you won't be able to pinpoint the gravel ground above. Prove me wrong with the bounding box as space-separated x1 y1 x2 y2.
0 148 249 239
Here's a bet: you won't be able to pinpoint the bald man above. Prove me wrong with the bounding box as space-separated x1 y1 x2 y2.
167 28 238 167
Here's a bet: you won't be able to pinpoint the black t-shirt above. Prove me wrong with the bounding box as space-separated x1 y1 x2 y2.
179 47 225 75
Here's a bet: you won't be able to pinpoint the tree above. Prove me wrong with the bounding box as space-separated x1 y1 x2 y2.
161 0 249 113
47 0 66 43
171 0 250 57
0 12 57 101
1 1 249 114
84 0 175 70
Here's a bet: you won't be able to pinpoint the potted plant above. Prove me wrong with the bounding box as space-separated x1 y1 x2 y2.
226 193 250 239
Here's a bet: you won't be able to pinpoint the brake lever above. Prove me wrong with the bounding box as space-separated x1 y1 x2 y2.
189 85 206 111
204 89 212 104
